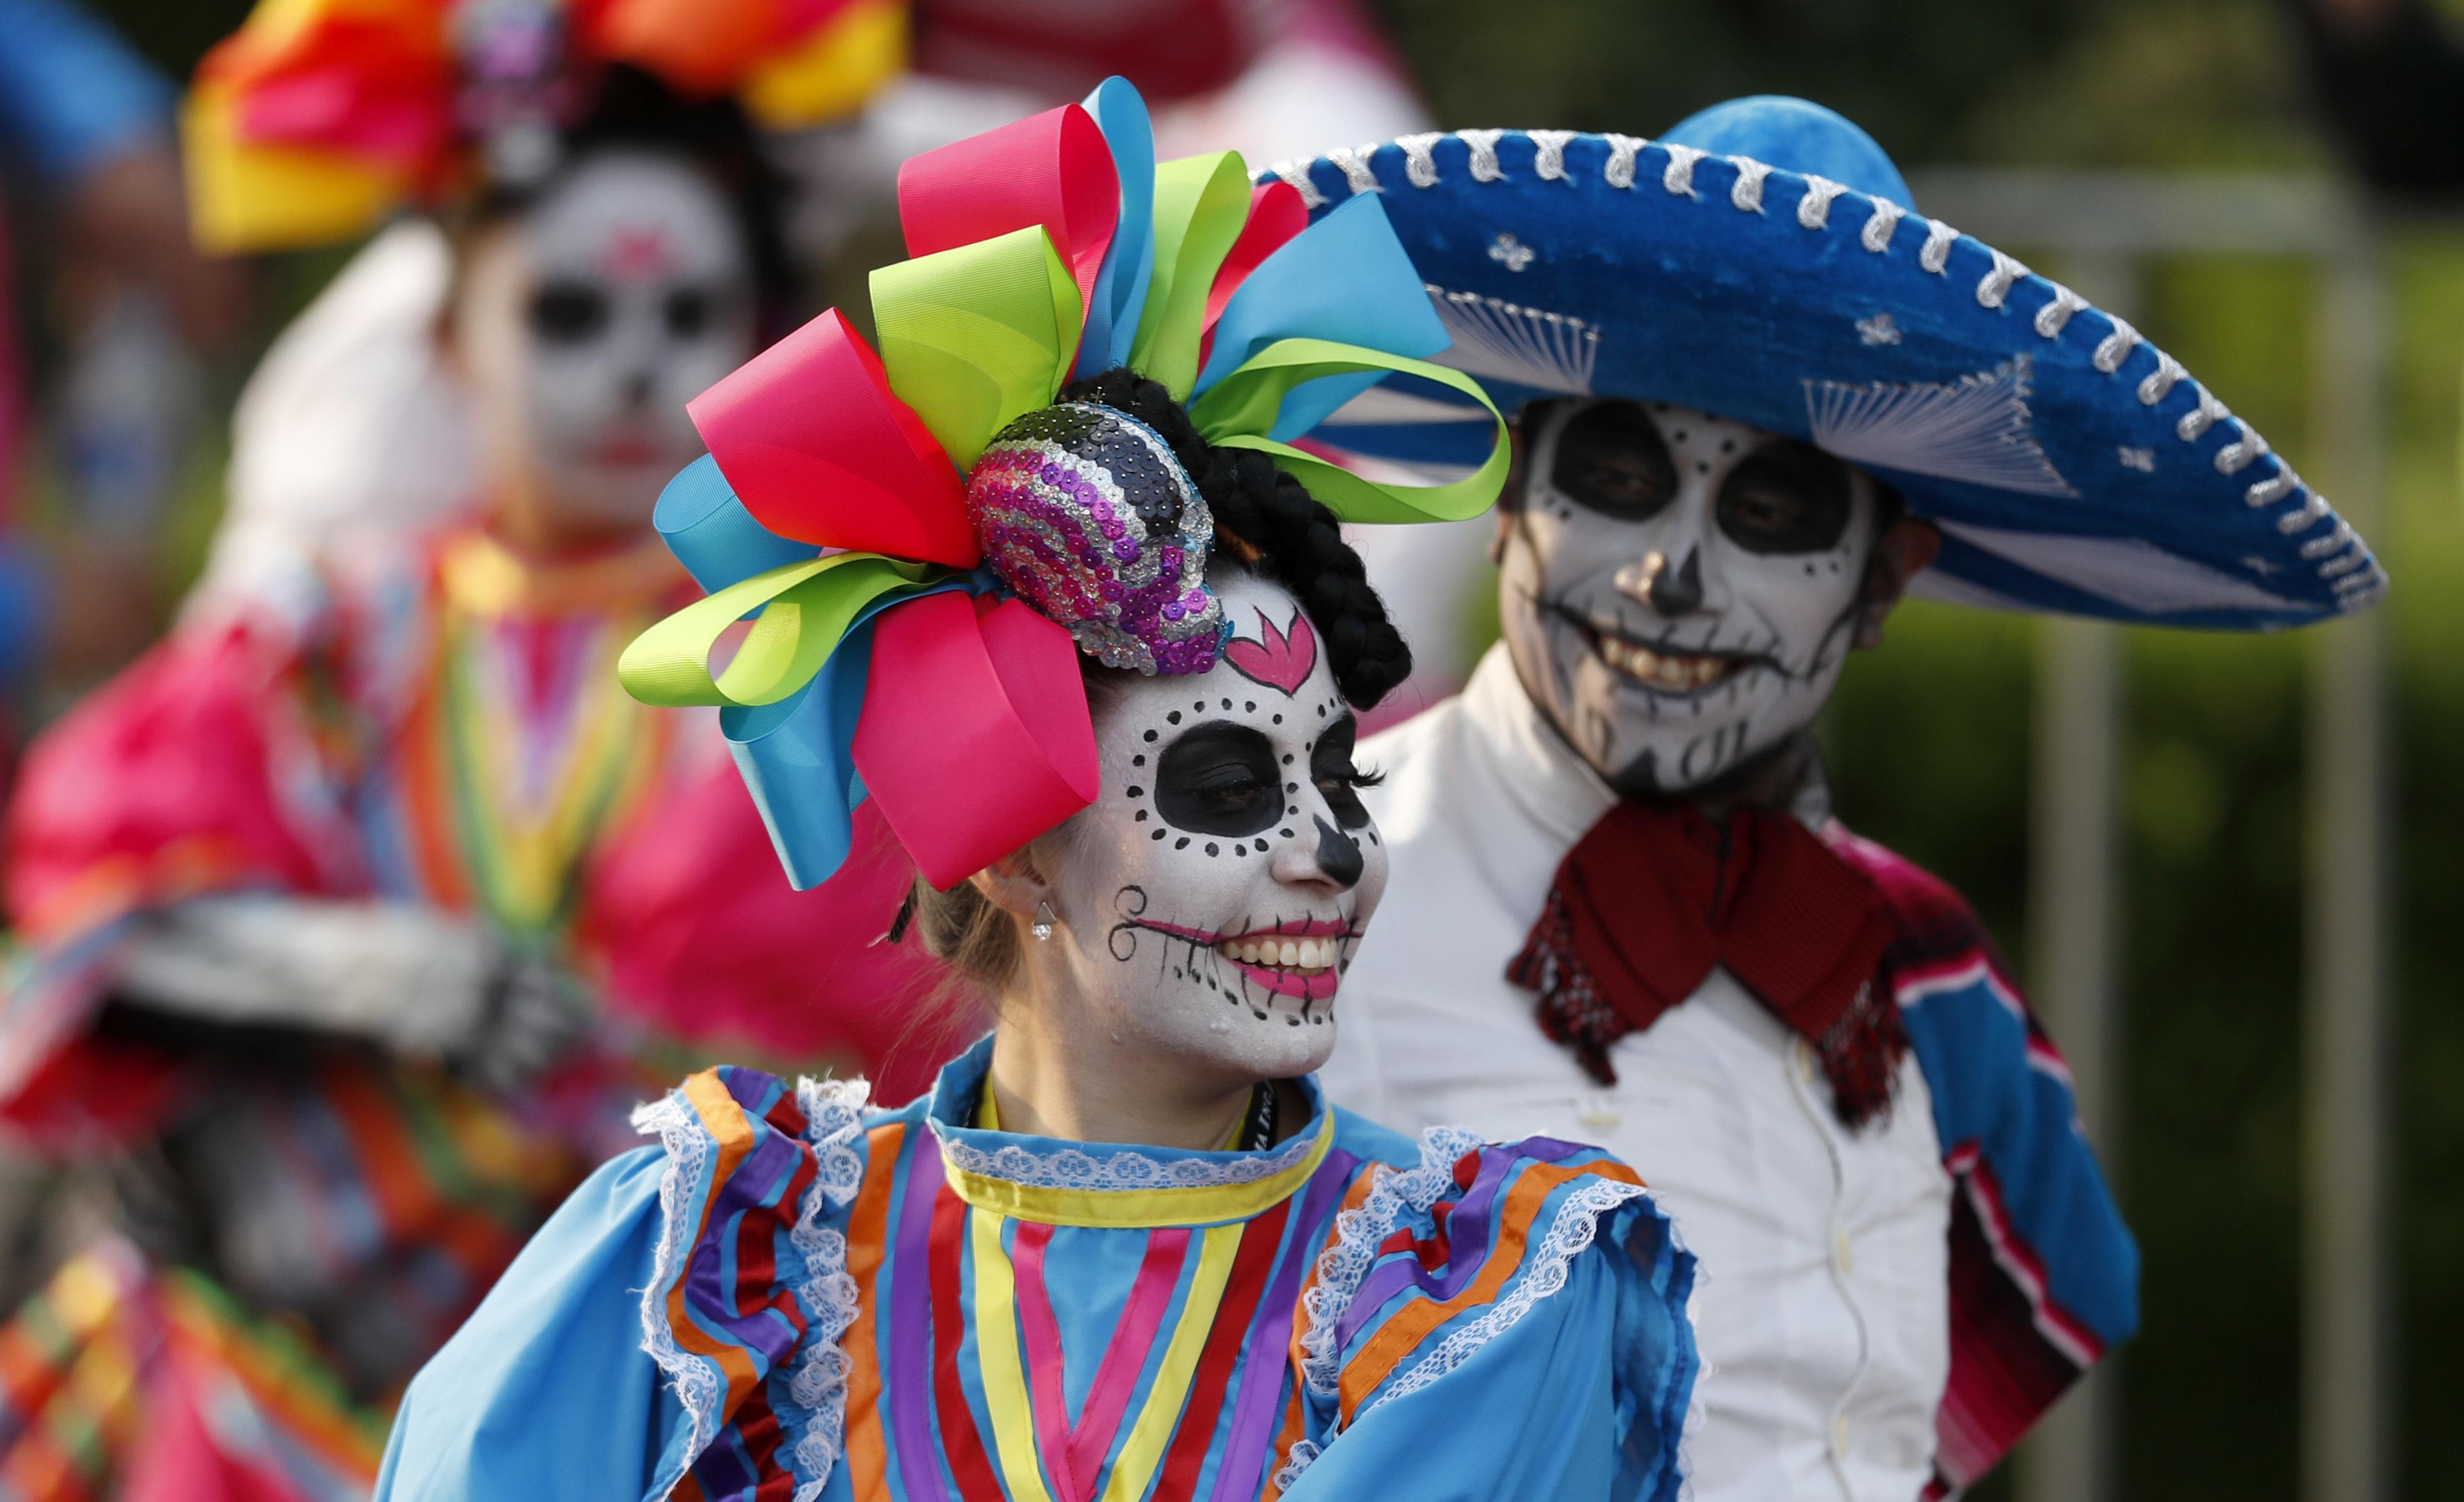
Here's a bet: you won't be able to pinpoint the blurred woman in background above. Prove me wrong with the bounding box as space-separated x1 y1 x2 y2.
0 2 914 1494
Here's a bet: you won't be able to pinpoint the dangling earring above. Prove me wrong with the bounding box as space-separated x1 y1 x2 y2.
1032 901 1057 942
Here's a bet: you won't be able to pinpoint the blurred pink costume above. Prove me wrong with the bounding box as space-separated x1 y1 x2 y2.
3 524 945 1125
0 522 940 1499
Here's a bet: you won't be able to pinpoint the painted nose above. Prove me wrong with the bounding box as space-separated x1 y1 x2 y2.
1634 547 1704 615
1312 816 1366 890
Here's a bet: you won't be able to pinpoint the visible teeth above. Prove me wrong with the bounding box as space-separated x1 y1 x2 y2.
1598 636 1734 691
1215 935 1338 971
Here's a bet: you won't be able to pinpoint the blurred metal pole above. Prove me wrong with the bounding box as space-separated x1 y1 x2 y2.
2305 220 2391 1502
2014 252 2135 1502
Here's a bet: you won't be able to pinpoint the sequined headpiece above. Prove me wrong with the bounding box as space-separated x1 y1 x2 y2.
620 78 1509 891
969 404 1222 676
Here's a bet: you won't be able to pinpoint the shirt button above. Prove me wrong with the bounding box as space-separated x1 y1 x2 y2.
1834 1230 1855 1273
1832 1415 1852 1458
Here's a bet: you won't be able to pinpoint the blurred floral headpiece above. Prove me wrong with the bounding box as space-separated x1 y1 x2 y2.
184 0 906 251
617 78 1507 892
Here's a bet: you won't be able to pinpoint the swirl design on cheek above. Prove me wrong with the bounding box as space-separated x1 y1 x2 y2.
967 403 1226 676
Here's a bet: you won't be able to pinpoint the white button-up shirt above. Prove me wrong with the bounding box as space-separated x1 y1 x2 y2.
1327 646 1951 1502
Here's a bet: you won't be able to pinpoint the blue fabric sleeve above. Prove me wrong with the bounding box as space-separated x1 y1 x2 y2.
1904 973 2141 1346
375 1147 695 1502
0 0 172 180
1283 1245 1660 1502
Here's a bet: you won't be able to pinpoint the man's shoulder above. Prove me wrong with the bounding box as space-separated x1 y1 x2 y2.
1821 824 2008 985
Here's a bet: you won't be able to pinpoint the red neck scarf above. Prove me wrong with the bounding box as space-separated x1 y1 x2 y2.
1506 800 1909 1128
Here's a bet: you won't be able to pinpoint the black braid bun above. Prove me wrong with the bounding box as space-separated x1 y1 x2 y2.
1055 368 1413 709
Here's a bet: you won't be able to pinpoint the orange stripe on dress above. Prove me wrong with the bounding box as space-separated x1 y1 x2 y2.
660 1071 771 1417
321 1066 519 1279
1336 1159 1642 1424
839 1122 904 1502
1253 1166 1381 1501
395 660 475 912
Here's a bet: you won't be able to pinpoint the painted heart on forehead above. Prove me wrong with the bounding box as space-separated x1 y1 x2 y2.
1223 605 1318 696
1025 569 1388 1081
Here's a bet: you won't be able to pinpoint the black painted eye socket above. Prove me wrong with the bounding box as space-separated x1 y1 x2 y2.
528 280 610 345
1717 439 1854 554
664 286 718 340
1308 714 1377 830
1547 401 1678 522
1154 721 1280 837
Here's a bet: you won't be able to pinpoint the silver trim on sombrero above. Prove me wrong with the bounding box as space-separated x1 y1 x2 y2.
1266 128 2388 614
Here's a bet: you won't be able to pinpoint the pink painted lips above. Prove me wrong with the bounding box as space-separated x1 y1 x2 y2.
1141 917 1358 1000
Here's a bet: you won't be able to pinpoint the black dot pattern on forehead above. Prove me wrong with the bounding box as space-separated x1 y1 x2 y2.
1281 826 1294 838
1221 698 1232 710
1244 701 1257 713
1126 785 1143 797
1193 700 1205 711
1132 754 1145 766
1272 714 1283 724
1134 809 1148 822
1150 829 1165 840
1143 730 1157 741
1167 711 1181 724
1205 842 1220 856
1233 844 1248 856
1176 837 1190 849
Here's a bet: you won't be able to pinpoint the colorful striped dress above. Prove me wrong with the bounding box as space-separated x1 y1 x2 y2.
375 1037 1704 1502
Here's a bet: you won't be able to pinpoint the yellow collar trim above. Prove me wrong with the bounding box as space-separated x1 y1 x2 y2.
938 1107 1334 1230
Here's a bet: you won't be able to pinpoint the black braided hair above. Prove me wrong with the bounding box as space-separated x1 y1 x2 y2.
1056 369 1413 708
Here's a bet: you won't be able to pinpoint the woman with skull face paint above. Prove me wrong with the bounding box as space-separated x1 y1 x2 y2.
377 85 1699 1502
1288 100 2387 1500
0 4 911 1494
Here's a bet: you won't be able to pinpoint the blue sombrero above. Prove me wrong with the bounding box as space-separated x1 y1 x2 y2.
1260 97 2385 629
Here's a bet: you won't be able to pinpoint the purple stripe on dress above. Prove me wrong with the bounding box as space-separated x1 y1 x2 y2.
889 1131 955 1502
722 1066 785 1117
684 1130 808 1367
1203 1149 1361 1502
693 1426 762 1500
1331 1135 1593 1350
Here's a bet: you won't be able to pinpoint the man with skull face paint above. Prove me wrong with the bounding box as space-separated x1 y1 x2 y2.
0 4 911 1494
378 86 1701 1502
1281 98 2389 1500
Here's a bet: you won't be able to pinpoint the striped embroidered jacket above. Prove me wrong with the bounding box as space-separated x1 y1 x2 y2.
374 1037 1704 1502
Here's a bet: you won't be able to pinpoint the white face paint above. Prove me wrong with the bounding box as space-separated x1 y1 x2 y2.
454 150 756 535
1027 570 1386 1083
1498 400 1882 795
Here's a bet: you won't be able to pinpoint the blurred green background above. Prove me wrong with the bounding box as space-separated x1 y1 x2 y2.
58 0 2464 1496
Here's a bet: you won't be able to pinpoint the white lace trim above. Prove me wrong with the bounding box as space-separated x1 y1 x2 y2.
784 1076 872 1502
631 1078 879 1502
930 1115 1320 1192
1277 1133 1695 1492
1361 1177 1650 1415
630 1093 726 1477
1294 1126 1482 1404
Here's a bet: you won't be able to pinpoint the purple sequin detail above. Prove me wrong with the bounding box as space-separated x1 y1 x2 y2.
964 403 1225 675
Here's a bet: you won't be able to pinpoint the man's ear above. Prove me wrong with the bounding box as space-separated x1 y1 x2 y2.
1853 516 1942 649
1491 417 1533 566
968 846 1054 919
